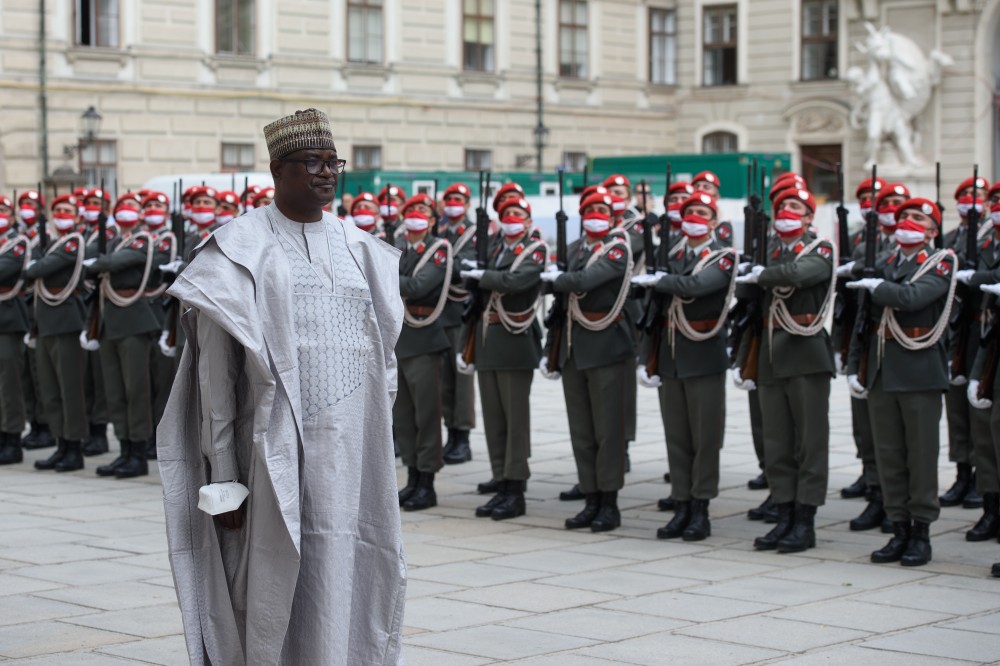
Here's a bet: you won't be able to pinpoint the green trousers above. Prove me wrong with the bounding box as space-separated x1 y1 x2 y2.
99 334 154 442
972 403 998 494
441 326 475 431
36 333 88 441
625 355 637 442
0 333 25 433
561 357 629 493
478 369 532 481
758 373 831 507
395 353 443 474
659 372 725 501
851 395 879 486
945 383 976 465
868 378 942 523
749 389 764 470
149 344 177 431
987 401 1000 494
84 349 108 425
23 346 43 425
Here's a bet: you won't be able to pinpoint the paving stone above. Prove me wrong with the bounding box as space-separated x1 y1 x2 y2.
409 561 546 588
598 591 780 623
405 579 465 599
759 560 932 590
402 597 528 631
503 607 688 641
575 632 785 666
767 598 953 633
684 575 855 606
484 549 636 575
3 652 139 665
13 560 166 586
854 582 1000 615
622 553 783 581
539 569 694 596
0 621 135 659
0 543 134 566
859 626 1000 663
0 595 94 626
443 581 618 613
403 542 498 567
62 603 184 638
768 645 978 665
33 581 180 611
676 615 870 651
97 634 191 666
401 645 495 666
407 624 597 660
0 574 64 597
940 611 1000 635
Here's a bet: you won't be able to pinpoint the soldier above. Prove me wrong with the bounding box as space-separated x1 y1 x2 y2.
378 185 405 243
846 198 955 567
24 194 89 472
83 194 160 479
457 196 545 519
438 183 477 464
491 183 524 220
350 192 387 241
250 187 274 210
632 192 737 541
663 181 695 251
215 191 241 226
735 187 836 553
241 184 262 213
691 171 734 248
540 191 634 532
395 195 452 511
0 196 29 464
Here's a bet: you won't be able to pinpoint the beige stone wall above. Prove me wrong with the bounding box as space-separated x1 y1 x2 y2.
0 0 995 196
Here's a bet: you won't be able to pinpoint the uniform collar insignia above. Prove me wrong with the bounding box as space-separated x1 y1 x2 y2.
916 250 928 264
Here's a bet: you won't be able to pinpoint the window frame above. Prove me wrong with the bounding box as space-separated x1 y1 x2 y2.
799 0 838 82
215 0 256 57
352 145 383 171
464 149 493 172
346 0 385 65
75 0 121 49
648 7 677 86
702 3 738 87
702 131 739 154
220 142 255 173
563 151 588 173
462 0 496 73
558 0 588 80
79 139 118 192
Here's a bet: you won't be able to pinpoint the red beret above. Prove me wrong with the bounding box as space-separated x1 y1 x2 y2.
874 183 911 209
498 197 532 217
50 194 77 210
602 174 631 190
896 198 941 225
990 182 1000 200
492 183 524 211
692 171 721 188
72 187 88 198
351 192 379 213
115 192 142 210
579 192 614 214
378 185 404 203
189 186 218 202
141 192 170 208
579 185 609 202
954 176 990 201
19 190 46 208
250 187 274 207
216 190 241 206
679 192 719 218
85 188 111 203
0 195 12 209
443 183 471 200
769 173 807 201
855 177 887 199
400 194 435 215
667 181 694 197
773 187 816 213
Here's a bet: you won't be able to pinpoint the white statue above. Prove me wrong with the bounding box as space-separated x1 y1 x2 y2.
847 23 953 168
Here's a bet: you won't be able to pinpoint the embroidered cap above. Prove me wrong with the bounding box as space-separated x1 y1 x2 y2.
263 108 336 160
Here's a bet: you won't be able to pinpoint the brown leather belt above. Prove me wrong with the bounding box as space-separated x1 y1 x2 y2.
407 305 435 317
764 313 819 327
0 287 13 295
666 318 719 332
884 326 932 341
580 310 622 323
114 288 141 298
487 311 534 325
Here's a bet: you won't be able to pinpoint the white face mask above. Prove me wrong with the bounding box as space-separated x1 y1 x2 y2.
878 212 897 228
774 217 803 235
681 220 709 238
353 214 376 229
403 216 429 233
667 209 682 222
500 222 526 238
115 209 139 224
957 202 984 216
859 206 872 219
992 211 1000 225
52 214 76 232
379 204 398 217
190 211 215 226
893 229 925 246
611 200 626 213
216 214 235 226
19 207 37 222
583 218 610 235
443 205 465 219
144 214 166 227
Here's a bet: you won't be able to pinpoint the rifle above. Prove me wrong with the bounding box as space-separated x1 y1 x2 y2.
85 178 108 343
637 178 666 376
432 178 443 237
544 168 569 373
950 165 982 380
934 162 945 249
732 160 764 375
28 182 49 341
165 181 187 348
460 171 490 365
856 165 880 385
832 162 856 367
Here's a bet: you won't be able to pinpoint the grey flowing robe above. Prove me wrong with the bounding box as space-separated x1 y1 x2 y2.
158 208 406 666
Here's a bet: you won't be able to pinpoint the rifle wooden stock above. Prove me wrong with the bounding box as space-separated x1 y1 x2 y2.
165 300 179 348
742 333 761 383
460 320 476 366
545 323 563 374
85 297 101 342
644 326 661 377
979 335 999 401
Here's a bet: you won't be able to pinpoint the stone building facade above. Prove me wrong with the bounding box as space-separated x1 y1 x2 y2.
0 0 997 198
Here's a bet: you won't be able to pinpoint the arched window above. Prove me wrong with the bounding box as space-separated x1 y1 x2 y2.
702 131 738 154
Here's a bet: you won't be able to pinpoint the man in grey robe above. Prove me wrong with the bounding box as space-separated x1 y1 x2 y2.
158 109 407 665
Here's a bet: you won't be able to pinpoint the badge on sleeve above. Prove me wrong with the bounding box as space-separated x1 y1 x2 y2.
607 247 624 261
936 260 951 276
817 245 832 259
158 239 172 253
718 225 731 240
513 245 524 256
433 248 447 265
634 223 644 235
64 240 78 253
916 250 928 265
12 244 25 257
717 256 733 272
130 238 146 250
531 249 545 265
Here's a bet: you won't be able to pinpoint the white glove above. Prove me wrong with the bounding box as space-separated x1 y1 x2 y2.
22 332 36 350
456 353 475 375
968 380 993 410
459 269 485 281
539 267 563 283
735 265 765 285
539 357 561 381
956 269 976 285
835 261 856 278
847 374 868 400
460 258 477 269
731 367 756 392
845 278 884 293
158 330 176 358
79 330 100 351
737 261 751 274
637 365 661 389
158 259 185 274
82 258 97 269
980 283 1000 296
834 351 846 375
25 260 36 271
631 272 666 288
950 372 968 386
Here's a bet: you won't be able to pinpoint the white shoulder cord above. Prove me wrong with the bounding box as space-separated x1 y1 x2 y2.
566 238 635 351
767 237 838 359
666 245 739 352
35 233 85 307
101 231 155 308
403 238 454 329
481 239 547 343
447 226 477 302
877 249 957 363
143 231 178 299
0 234 31 303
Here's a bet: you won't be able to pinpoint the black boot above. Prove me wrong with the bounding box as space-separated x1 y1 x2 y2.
559 484 585 501
477 478 500 494
963 475 983 509
441 428 456 459
657 496 676 511
97 440 130 477
398 467 419 505
881 516 893 533
748 494 777 522
683 499 711 541
491 480 526 521
747 473 768 490
22 422 55 450
443 430 471 464
777 503 816 553
992 561 1000 577
393 434 400 458
54 440 84 472
145 435 158 461
753 502 794 550
114 441 149 478
967 493 1000 541
625 449 631 473
0 433 23 465
565 493 600 529
590 491 621 532
403 472 437 511
476 480 507 517
663 471 671 483
850 486 887 531
871 520 911 563
940 463 972 507
656 501 690 539
82 423 109 456
840 474 868 499
34 438 68 470
901 520 932 566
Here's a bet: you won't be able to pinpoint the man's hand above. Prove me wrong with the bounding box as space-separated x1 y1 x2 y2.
735 265 764 285
731 367 756 391
460 269 485 281
845 278 884 293
847 374 868 400
981 283 1000 297
631 272 666 288
460 258 477 269
158 259 185 274
215 504 246 530
968 380 993 410
637 365 661 389
956 269 975 285
79 330 100 351
539 265 563 283
456 353 475 376
539 357 561 380
835 261 856 278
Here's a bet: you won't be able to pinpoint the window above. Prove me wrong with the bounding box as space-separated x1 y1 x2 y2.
703 4 737 86
221 143 255 172
348 0 383 64
702 131 738 154
80 140 117 193
353 145 382 171
463 0 495 72
649 8 677 85
465 149 492 171
559 0 588 79
76 0 120 48
216 0 255 56
563 151 588 172
801 0 838 81
800 144 841 200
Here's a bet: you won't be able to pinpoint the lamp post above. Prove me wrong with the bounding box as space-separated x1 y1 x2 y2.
64 105 103 160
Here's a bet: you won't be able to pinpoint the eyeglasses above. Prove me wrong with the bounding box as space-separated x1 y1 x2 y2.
282 158 347 175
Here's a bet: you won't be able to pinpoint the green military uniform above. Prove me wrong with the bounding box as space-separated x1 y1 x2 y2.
20 227 50 449
146 229 178 457
439 221 476 454
613 218 645 453
395 237 451 509
81 225 118 451
0 231 29 461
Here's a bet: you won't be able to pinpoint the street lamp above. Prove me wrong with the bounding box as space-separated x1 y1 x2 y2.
63 105 103 159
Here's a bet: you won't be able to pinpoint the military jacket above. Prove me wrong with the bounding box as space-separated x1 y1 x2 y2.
441 221 477 329
0 233 30 333
23 235 87 336
87 233 161 340
147 231 177 327
396 239 451 361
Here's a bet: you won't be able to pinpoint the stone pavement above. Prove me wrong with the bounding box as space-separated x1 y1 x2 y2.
1 379 999 665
